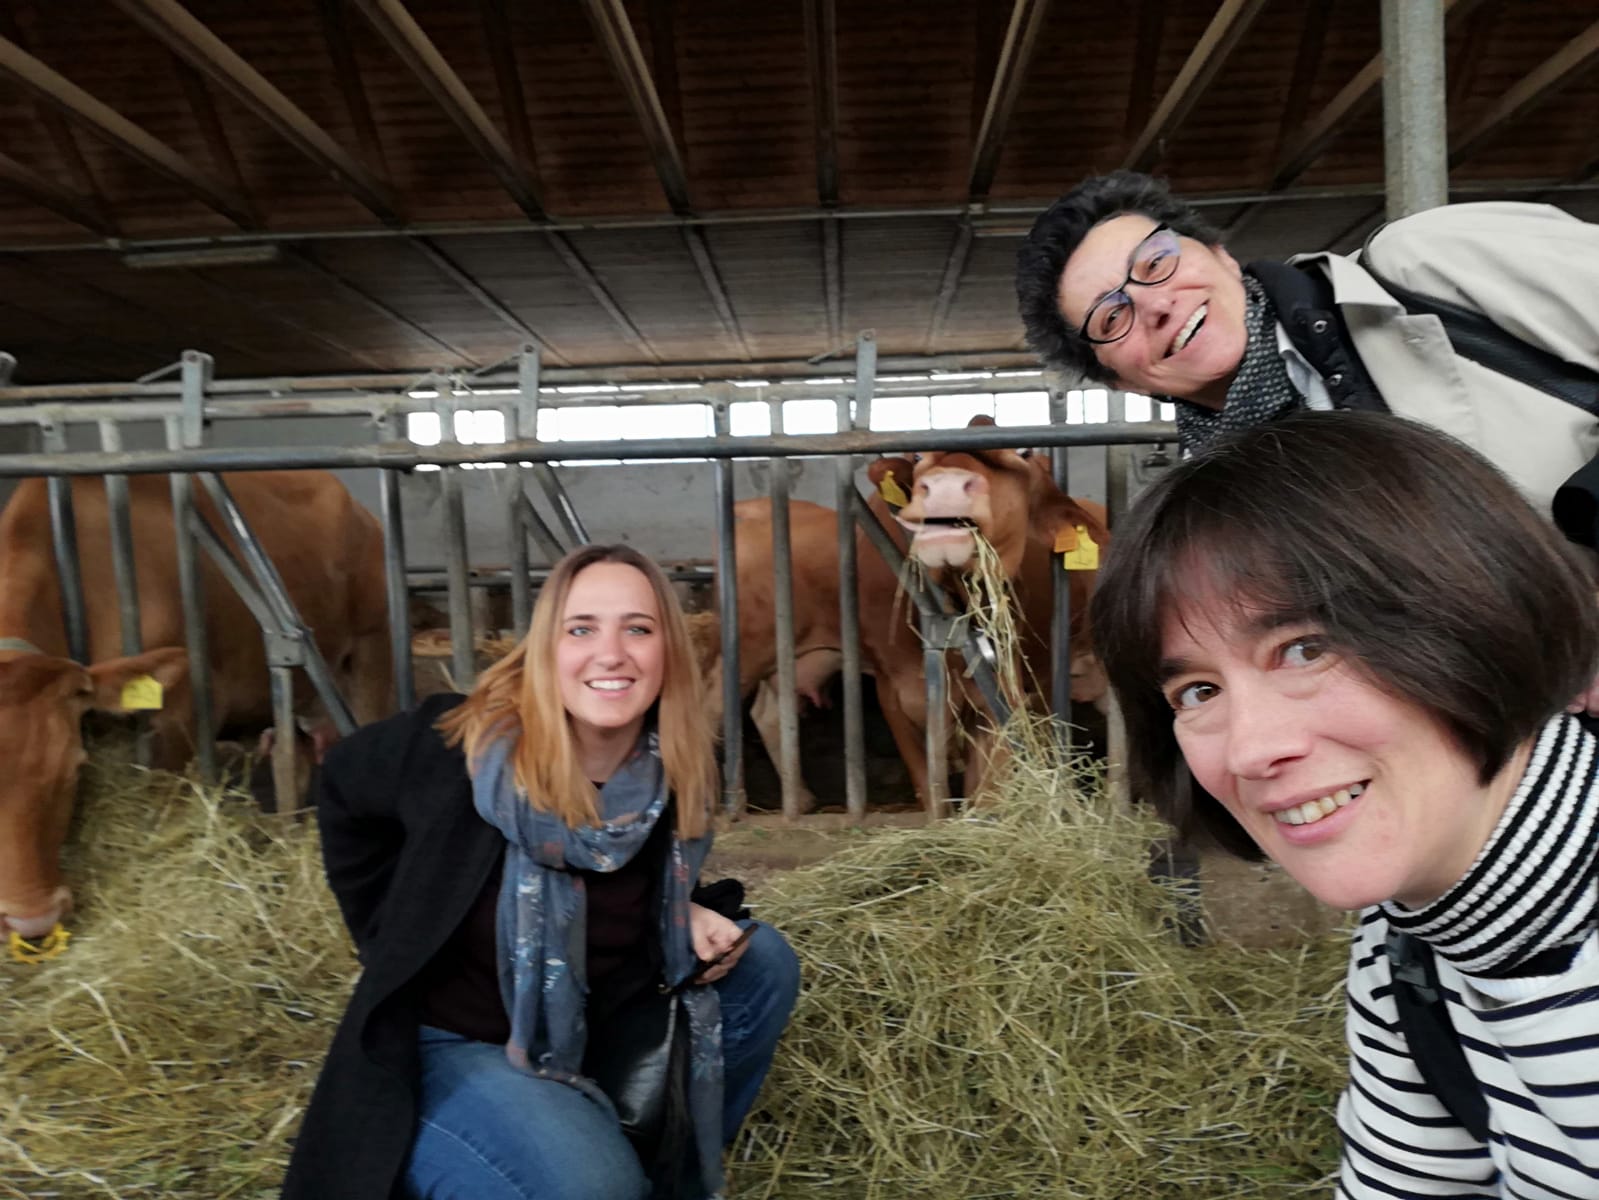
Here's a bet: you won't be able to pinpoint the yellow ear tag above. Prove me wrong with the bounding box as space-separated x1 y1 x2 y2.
9 924 71 964
877 474 910 508
1061 525 1100 571
120 674 165 711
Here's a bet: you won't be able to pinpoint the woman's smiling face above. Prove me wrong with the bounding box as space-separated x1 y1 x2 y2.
1160 597 1525 910
555 562 665 742
1055 213 1250 408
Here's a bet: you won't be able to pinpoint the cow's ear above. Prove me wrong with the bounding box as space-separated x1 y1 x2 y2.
867 456 916 490
86 647 190 715
1033 491 1112 554
966 414 997 428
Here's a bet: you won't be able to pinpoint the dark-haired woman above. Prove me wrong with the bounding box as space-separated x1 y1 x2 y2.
282 544 800 1200
1091 411 1599 1198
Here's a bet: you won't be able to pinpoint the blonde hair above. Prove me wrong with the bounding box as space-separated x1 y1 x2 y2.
439 544 718 838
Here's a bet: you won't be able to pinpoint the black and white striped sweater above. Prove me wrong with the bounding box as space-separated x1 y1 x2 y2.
1336 714 1599 1198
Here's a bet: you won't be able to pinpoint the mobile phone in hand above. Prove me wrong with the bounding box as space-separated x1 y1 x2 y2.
692 924 756 980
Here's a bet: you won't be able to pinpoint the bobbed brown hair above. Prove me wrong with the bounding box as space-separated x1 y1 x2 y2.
439 544 717 838
1090 411 1599 859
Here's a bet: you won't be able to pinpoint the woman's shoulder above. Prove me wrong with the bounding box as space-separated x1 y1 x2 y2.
324 693 468 775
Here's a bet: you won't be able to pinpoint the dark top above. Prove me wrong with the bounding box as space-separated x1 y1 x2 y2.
414 798 670 1042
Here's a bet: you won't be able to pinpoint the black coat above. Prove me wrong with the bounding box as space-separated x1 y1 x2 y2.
281 693 500 1200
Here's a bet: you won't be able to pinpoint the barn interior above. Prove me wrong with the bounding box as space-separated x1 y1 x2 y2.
3 0 1595 810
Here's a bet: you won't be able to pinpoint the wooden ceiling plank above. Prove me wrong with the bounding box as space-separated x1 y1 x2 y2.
579 0 692 214
0 33 255 226
172 57 262 227
541 233 661 362
1447 3 1497 114
317 0 392 181
289 249 483 368
408 238 570 366
107 0 398 222
646 0 686 158
351 0 543 220
477 0 542 188
802 0 839 207
0 150 119 237
1123 0 1169 141
1123 0 1270 173
969 0 1052 201
822 215 842 350
1448 18 1599 167
1273 0 1332 161
185 267 391 370
680 227 751 358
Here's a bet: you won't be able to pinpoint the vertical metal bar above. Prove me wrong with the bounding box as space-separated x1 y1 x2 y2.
375 412 415 709
41 419 89 664
1381 0 1448 220
767 399 803 819
1048 386 1073 739
921 614 949 818
180 351 212 453
837 380 863 825
165 415 215 781
1105 443 1133 803
507 345 542 633
97 420 143 658
270 664 299 814
0 353 14 386
712 398 745 815
436 401 477 691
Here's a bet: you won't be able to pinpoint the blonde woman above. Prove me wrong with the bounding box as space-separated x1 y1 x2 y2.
283 545 799 1200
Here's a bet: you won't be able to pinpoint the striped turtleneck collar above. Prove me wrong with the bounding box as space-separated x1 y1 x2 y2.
1383 713 1599 978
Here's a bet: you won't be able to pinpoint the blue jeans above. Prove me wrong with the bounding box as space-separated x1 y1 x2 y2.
402 922 799 1200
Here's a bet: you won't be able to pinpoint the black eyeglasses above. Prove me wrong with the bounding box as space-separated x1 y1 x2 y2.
1077 224 1181 346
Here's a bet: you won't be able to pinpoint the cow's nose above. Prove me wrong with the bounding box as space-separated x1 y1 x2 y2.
918 470 985 515
3 887 71 939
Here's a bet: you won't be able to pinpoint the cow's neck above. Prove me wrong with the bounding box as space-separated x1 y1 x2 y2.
0 544 67 658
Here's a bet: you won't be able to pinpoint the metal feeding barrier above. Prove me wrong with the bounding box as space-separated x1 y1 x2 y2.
0 338 1175 819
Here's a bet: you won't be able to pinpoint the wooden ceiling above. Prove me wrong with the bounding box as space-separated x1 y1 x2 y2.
0 0 1595 384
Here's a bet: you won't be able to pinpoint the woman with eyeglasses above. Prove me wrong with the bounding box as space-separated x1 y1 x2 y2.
1014 171 1599 534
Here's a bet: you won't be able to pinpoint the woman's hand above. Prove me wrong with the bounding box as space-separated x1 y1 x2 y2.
689 902 749 984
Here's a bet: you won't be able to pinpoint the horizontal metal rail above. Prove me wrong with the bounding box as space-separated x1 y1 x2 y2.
0 421 1177 477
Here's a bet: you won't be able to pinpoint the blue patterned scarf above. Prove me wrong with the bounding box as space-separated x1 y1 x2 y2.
470 726 726 1197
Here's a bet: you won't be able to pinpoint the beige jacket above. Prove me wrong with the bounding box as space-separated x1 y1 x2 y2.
1288 201 1599 518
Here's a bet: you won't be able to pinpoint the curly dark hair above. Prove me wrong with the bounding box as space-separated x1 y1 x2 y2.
1016 171 1223 382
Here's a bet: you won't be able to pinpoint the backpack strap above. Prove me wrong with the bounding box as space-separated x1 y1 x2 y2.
1382 929 1491 1142
1246 260 1387 413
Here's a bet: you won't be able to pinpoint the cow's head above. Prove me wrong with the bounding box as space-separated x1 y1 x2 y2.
0 647 188 939
871 417 1109 576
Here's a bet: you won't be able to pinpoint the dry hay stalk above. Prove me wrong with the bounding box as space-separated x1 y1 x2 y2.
729 744 1349 1198
1 744 355 1200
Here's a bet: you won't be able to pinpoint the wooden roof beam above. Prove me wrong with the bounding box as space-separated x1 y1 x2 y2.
969 0 1051 202
106 0 398 222
580 0 692 214
1123 0 1169 141
317 0 391 180
477 0 541 190
1122 0 1269 172
0 33 255 226
0 151 118 237
803 0 840 207
1448 18 1599 167
351 0 544 220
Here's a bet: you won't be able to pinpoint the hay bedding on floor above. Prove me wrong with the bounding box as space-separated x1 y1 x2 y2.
2 735 1348 1200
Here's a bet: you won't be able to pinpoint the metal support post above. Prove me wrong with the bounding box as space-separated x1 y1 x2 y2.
1047 387 1073 739
375 413 415 710
97 420 143 658
836 335 874 821
0 353 14 387
180 351 212 453
40 419 89 665
436 400 477 690
767 400 804 819
1381 0 1449 220
920 611 951 817
164 414 216 782
712 399 745 815
506 345 543 634
533 464 588 547
1105 444 1133 804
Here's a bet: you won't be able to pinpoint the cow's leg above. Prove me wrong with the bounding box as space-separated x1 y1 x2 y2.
874 672 930 805
342 628 395 727
748 679 819 814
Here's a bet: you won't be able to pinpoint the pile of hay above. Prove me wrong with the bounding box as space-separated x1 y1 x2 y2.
728 735 1350 1199
0 746 355 1200
2 728 1349 1199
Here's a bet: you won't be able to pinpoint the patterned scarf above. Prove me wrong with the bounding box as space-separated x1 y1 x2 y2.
471 727 726 1197
1384 714 1599 978
1172 273 1305 456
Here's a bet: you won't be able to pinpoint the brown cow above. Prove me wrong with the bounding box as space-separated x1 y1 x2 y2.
702 430 1107 808
0 472 391 941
